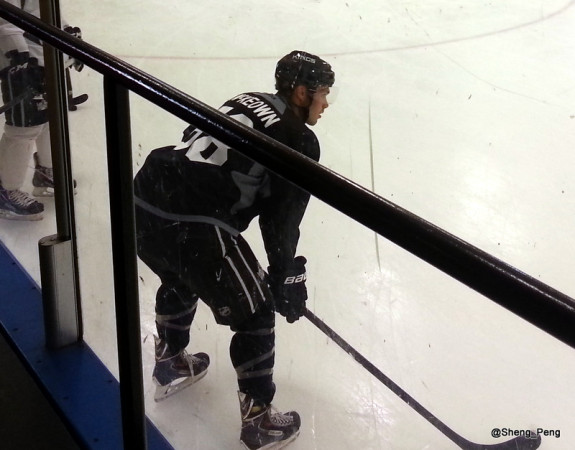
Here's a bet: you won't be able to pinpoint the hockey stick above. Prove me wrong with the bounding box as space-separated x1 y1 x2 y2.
0 86 35 115
303 308 541 449
65 67 88 111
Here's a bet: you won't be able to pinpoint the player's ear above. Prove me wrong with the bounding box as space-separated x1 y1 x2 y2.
291 85 309 106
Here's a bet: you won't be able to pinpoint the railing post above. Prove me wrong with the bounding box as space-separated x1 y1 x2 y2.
103 76 147 450
38 0 82 348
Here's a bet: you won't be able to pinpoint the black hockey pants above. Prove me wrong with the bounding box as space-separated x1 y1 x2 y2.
136 212 277 404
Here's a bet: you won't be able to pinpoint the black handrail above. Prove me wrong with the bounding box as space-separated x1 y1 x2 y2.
0 2 573 346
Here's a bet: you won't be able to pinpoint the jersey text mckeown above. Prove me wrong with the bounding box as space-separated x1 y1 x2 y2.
230 94 280 128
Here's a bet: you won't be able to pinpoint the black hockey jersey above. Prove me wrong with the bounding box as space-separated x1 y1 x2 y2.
134 92 320 271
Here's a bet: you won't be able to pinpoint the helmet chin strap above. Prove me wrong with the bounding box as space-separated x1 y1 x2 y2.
285 92 313 123
294 103 311 123
301 92 315 123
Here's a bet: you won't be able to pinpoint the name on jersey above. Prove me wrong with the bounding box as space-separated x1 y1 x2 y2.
230 94 280 128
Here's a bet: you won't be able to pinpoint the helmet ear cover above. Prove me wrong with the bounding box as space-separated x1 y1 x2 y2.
275 50 335 94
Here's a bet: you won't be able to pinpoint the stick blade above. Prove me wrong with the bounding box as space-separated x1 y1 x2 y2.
72 93 89 106
472 434 542 450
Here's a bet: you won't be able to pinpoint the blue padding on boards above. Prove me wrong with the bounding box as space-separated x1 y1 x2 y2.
0 241 172 450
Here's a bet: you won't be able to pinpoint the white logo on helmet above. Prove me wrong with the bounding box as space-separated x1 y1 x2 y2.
294 54 316 63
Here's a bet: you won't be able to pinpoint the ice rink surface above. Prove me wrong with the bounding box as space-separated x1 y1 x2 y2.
1 0 575 448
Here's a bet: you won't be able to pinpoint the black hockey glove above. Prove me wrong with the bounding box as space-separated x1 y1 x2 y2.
268 256 308 323
64 26 84 71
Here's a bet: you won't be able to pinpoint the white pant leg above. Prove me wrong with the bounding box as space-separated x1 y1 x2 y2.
34 123 52 168
0 124 45 191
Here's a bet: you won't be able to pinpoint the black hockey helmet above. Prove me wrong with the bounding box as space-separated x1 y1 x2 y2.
275 50 335 93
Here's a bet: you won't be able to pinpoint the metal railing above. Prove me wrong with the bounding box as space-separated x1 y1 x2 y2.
0 1 573 448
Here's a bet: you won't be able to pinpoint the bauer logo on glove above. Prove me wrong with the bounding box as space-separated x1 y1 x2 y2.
284 273 306 284
268 256 308 323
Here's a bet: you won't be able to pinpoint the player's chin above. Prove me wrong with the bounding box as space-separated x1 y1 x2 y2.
306 115 320 126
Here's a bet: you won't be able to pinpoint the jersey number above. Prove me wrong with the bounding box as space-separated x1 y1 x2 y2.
185 107 254 166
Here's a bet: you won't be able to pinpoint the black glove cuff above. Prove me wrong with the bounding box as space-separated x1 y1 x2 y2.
6 50 29 66
268 256 307 278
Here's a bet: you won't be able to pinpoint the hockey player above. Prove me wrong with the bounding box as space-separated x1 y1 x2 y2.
0 0 83 220
134 50 335 449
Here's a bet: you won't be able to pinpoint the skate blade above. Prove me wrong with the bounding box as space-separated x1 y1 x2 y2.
240 429 300 450
0 210 43 221
33 185 78 198
32 186 54 197
153 369 207 402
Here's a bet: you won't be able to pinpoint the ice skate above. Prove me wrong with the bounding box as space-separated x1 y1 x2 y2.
32 152 54 197
0 185 43 220
239 392 301 450
152 336 209 402
32 152 77 197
